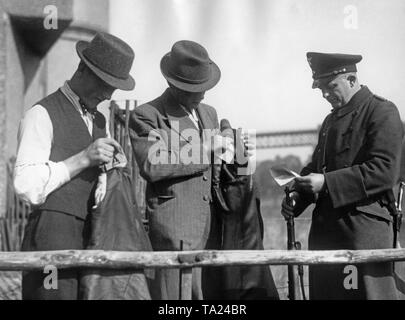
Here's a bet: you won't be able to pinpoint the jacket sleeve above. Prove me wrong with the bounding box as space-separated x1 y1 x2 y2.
325 101 404 208
129 105 210 183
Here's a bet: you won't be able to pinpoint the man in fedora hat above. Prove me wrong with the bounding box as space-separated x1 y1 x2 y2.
14 32 135 299
130 40 232 299
281 52 404 299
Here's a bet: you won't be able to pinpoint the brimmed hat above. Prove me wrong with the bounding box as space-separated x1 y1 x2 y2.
160 40 221 92
76 32 135 91
307 52 362 89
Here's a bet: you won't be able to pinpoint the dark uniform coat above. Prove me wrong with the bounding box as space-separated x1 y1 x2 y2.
129 89 221 299
298 86 404 300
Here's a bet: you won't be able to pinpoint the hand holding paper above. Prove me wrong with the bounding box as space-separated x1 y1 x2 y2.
269 165 301 186
295 173 325 194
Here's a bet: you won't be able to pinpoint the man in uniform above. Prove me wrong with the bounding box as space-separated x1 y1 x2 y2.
282 52 404 299
14 32 135 299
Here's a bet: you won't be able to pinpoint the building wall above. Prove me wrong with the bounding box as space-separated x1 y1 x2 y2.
3 0 110 157
73 0 109 32
4 14 24 159
0 9 7 219
6 19 47 158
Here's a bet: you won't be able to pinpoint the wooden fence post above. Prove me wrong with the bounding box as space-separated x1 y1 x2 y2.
180 268 193 300
109 101 116 141
124 100 132 175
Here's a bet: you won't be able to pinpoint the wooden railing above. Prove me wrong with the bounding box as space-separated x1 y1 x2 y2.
109 100 147 226
0 160 31 252
0 249 405 299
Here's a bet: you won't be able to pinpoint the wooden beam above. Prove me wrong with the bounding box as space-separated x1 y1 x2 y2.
179 268 193 300
1 249 405 271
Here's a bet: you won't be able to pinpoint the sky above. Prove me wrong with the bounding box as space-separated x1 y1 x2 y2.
109 0 405 161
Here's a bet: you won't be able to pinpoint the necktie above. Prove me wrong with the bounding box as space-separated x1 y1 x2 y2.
79 100 96 119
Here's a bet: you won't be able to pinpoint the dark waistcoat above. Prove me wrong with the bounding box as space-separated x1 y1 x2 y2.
37 89 106 219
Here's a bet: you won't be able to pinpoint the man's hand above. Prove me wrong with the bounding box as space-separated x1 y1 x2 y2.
64 138 121 179
82 138 121 167
204 134 235 164
294 173 325 194
241 129 256 158
281 191 300 219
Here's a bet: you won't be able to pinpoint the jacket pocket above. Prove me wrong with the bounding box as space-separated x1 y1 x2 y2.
355 202 392 223
152 181 176 200
335 127 353 156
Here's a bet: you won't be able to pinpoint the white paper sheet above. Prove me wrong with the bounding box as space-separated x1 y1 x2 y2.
269 165 301 186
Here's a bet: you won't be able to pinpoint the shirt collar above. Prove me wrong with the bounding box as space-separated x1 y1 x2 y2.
332 85 372 118
165 89 199 120
60 81 96 118
179 103 198 118
60 81 83 114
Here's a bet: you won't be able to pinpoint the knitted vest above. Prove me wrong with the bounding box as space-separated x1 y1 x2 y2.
37 89 106 219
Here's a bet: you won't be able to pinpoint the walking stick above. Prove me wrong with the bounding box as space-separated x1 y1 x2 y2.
285 187 297 300
178 240 184 299
284 187 306 300
394 182 404 248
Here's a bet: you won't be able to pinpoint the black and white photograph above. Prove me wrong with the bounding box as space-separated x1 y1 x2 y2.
0 0 405 310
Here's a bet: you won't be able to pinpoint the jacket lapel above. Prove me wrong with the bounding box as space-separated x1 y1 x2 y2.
161 90 194 145
196 105 214 130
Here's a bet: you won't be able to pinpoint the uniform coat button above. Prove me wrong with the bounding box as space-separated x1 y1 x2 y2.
203 176 208 181
203 195 209 201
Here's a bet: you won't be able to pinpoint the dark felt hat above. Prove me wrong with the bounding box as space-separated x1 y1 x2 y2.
307 52 362 88
160 40 221 92
76 32 135 91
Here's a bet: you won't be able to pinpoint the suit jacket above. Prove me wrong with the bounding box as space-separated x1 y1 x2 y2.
129 89 219 251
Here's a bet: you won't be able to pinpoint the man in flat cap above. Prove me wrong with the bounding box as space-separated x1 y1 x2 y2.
129 40 235 300
282 52 404 299
14 32 135 299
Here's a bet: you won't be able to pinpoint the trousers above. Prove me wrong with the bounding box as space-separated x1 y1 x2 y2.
21 210 89 300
